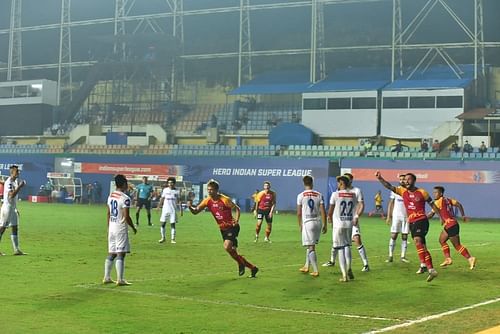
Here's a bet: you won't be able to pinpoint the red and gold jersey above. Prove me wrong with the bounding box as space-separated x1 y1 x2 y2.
199 193 237 231
255 190 276 211
394 186 431 224
433 196 458 229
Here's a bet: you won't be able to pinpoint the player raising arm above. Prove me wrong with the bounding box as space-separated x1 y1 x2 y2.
188 179 258 278
375 171 441 282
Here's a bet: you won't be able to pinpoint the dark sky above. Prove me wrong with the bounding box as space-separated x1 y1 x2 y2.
0 0 499 81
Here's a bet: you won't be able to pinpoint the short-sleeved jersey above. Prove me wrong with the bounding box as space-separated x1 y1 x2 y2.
136 183 153 200
199 193 237 231
107 190 131 234
390 191 407 218
349 186 364 203
394 186 431 224
297 190 324 224
161 187 179 213
255 190 276 211
3 177 19 208
433 196 458 229
330 189 358 228
375 193 383 206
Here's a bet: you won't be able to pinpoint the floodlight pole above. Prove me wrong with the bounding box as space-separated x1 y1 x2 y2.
310 0 326 83
391 0 402 82
238 0 252 87
7 0 22 81
58 0 73 105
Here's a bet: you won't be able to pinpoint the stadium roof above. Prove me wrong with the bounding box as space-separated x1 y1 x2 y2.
229 64 478 95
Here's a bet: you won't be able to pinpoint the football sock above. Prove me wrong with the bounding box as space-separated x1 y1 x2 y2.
357 244 368 266
330 246 338 263
238 255 255 269
338 247 347 278
135 212 139 225
104 256 114 280
401 239 408 258
115 256 125 281
265 226 271 239
170 223 176 241
441 242 451 258
308 250 318 273
147 213 151 224
345 246 352 270
255 224 261 236
424 250 434 270
304 249 310 268
389 238 396 257
10 234 19 251
455 244 471 259
228 248 243 264
160 224 166 239
416 243 426 265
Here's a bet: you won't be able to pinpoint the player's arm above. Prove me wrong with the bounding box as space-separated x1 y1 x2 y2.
231 202 241 224
375 171 396 193
428 200 443 224
386 198 394 224
9 180 26 199
453 200 468 222
123 207 137 234
296 204 302 231
327 203 334 225
157 196 164 211
269 192 277 218
427 208 436 220
106 205 111 227
320 202 327 234
177 195 183 217
187 200 206 215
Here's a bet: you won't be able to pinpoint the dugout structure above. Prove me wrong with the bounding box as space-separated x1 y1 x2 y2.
47 172 83 203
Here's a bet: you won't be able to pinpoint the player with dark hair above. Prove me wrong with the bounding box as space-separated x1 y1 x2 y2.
188 179 259 278
428 186 476 270
158 177 182 244
375 171 441 282
253 181 277 242
297 175 327 277
103 174 137 286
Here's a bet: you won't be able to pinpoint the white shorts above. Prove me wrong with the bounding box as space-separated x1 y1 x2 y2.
333 226 352 248
108 230 130 253
302 220 322 246
160 210 177 224
391 216 409 234
0 206 18 227
351 225 361 238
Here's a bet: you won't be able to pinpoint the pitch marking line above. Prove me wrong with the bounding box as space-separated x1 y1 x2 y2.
76 283 403 322
364 297 500 333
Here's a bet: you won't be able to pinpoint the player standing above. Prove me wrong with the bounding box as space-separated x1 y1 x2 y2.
158 177 182 244
103 174 137 286
297 176 327 277
375 171 440 282
135 176 153 226
0 165 26 255
328 175 362 282
385 174 410 263
188 180 258 278
428 186 476 269
253 181 277 243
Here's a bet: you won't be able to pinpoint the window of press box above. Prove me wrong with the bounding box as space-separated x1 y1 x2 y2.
303 98 327 110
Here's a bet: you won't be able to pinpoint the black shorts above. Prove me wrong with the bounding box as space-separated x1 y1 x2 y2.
220 224 240 248
257 209 273 223
444 224 460 238
137 198 151 210
410 219 430 244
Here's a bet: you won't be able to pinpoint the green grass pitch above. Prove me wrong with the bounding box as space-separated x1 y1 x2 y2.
1 202 499 333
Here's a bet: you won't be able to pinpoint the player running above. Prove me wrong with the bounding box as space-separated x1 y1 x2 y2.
297 176 327 277
376 171 441 282
157 177 182 244
427 186 476 270
188 179 258 278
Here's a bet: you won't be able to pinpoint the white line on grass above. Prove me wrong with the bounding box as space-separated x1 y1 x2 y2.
364 296 500 333
76 283 402 322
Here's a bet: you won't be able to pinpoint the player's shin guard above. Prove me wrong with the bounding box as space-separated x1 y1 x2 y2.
389 238 396 257
115 255 125 281
170 223 176 241
338 247 347 278
357 244 368 266
424 250 434 270
10 233 19 251
305 249 311 268
441 242 451 258
160 224 166 239
308 250 318 273
401 239 408 258
455 244 471 259
330 246 338 263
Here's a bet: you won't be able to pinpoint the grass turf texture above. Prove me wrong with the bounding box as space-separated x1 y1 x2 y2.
1 202 499 333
